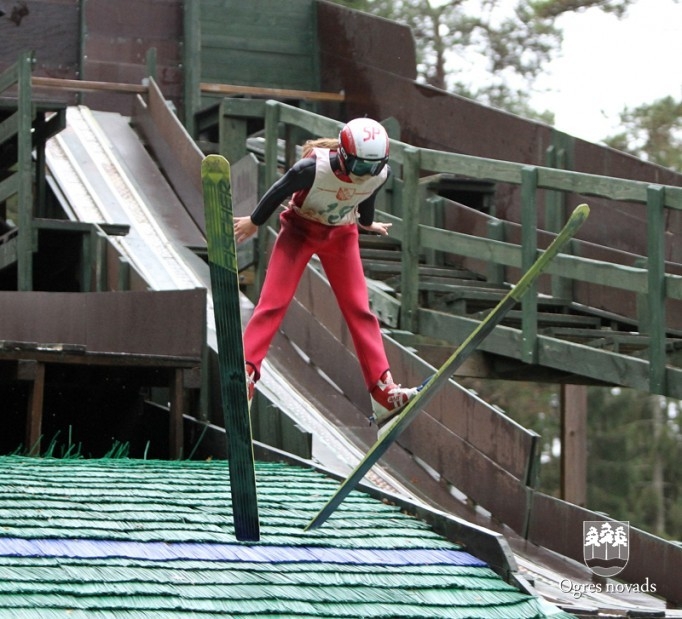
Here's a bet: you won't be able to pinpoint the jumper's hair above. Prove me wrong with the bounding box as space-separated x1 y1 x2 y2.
301 138 339 159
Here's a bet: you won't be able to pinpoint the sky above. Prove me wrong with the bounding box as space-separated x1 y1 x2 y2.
531 0 682 144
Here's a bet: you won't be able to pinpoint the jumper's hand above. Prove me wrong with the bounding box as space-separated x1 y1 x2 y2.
360 221 392 236
234 216 258 243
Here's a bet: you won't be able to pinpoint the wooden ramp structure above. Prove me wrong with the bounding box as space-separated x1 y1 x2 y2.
0 290 205 458
2 7 682 608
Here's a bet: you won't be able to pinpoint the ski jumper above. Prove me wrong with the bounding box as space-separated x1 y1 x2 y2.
242 148 391 391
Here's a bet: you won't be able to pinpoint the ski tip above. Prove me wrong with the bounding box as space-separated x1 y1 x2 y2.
203 153 229 164
573 203 590 221
201 154 231 176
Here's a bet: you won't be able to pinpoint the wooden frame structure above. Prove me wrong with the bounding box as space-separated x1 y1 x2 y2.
0 290 206 459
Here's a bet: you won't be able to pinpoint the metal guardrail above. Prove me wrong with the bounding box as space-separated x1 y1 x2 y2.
215 98 682 397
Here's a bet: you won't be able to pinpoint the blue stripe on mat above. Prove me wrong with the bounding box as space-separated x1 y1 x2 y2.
0 538 486 566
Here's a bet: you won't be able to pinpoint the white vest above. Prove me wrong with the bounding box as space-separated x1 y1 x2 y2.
291 148 387 226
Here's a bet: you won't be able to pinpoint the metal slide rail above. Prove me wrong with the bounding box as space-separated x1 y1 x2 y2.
217 98 682 398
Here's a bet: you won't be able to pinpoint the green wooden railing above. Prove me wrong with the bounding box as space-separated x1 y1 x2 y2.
391 144 682 397
216 99 682 397
0 52 34 291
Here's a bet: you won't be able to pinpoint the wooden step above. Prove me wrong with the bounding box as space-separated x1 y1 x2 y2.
380 268 489 288
358 233 401 251
417 276 506 292
360 247 405 262
432 286 577 318
541 327 682 355
488 310 603 330
0 228 18 271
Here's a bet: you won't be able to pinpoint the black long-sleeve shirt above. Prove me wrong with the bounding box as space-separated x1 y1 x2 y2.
249 151 389 228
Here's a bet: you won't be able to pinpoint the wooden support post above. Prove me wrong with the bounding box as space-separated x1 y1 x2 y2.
17 52 34 291
169 368 184 459
400 147 421 333
646 184 666 395
263 101 281 188
486 219 505 285
22 361 45 456
183 0 201 137
93 229 108 292
560 384 587 506
520 166 538 364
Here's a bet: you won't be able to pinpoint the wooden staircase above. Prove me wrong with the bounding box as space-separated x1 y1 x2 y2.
359 232 682 389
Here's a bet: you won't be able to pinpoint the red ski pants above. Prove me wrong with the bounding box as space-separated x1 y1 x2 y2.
243 208 389 390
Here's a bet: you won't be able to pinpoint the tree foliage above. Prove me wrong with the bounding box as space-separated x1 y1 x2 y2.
604 96 682 171
327 0 635 120
464 378 682 539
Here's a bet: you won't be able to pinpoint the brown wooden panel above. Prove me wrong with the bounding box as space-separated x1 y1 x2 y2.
84 34 180 66
621 526 682 606
528 492 606 564
528 491 682 605
383 337 538 482
83 0 182 39
281 295 368 408
316 0 416 84
84 290 205 357
0 1 79 75
400 412 531 534
80 0 183 113
132 79 204 234
0 289 205 358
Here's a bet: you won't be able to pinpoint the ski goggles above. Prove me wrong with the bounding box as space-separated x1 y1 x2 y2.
345 155 388 177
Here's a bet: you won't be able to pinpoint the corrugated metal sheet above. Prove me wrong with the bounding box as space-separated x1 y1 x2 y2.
0 456 572 618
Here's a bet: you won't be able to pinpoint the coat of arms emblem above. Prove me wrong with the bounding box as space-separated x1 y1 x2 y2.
583 520 629 577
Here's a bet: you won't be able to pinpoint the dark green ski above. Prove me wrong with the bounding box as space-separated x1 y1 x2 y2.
305 203 590 531
202 154 260 542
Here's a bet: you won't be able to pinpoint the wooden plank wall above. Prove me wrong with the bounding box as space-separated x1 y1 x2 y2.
0 289 205 358
132 78 204 232
527 492 682 606
0 0 183 113
281 256 682 605
81 0 184 115
0 0 80 105
199 0 319 107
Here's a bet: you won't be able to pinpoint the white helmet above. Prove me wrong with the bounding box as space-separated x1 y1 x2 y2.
338 118 389 176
